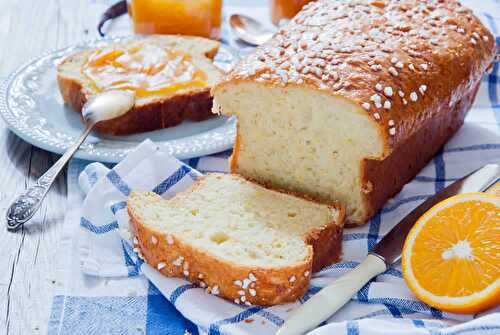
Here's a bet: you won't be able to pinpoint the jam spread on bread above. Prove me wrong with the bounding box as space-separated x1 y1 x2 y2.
82 42 208 97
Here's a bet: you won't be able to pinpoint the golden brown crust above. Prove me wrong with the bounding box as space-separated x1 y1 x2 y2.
127 174 344 305
57 73 214 135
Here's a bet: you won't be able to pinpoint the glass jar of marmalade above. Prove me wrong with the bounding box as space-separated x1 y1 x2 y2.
271 0 313 25
128 0 222 39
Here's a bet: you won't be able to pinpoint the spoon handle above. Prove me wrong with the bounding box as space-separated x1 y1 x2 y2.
6 123 95 230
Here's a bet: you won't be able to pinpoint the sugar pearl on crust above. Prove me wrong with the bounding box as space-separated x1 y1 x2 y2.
375 83 383 91
388 67 398 76
166 234 174 245
304 271 310 277
133 237 138 245
383 87 393 97
234 280 242 287
398 90 405 97
211 286 220 295
419 85 427 94
157 262 166 270
384 101 391 109
289 275 296 283
362 102 371 110
249 289 257 296
151 236 158 244
248 273 257 282
420 63 428 70
388 119 395 126
373 113 381 120
389 127 396 136
245 301 252 306
408 63 415 71
410 92 418 101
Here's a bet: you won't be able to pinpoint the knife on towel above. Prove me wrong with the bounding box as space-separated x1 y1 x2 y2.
277 163 500 335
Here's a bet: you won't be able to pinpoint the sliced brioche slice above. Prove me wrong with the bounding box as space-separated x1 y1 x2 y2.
57 35 222 135
127 173 344 305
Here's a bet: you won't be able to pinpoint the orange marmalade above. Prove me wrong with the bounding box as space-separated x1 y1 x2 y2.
81 42 208 98
129 0 222 39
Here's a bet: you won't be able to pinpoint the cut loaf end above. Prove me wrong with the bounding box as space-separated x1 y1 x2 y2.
127 173 344 305
213 82 384 225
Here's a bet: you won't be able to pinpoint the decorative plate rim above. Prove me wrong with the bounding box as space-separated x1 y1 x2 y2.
0 36 237 163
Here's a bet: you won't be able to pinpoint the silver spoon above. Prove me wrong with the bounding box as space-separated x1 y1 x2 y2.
6 90 135 231
229 14 275 46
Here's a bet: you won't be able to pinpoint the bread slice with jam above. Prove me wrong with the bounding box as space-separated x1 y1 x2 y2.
57 35 222 135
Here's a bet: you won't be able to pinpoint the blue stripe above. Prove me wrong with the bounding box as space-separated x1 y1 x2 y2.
187 157 200 169
110 201 127 214
255 309 284 326
152 165 192 195
430 307 443 319
434 153 446 192
85 170 99 188
414 176 458 183
170 284 197 304
367 213 381 251
356 283 369 302
146 283 199 335
444 143 500 152
208 307 264 335
343 233 376 241
347 320 360 335
121 240 140 277
80 217 118 234
381 195 429 213
384 304 403 318
484 13 500 126
106 170 131 196
413 319 425 328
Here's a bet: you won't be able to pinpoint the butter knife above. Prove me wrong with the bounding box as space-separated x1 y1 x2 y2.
277 163 500 335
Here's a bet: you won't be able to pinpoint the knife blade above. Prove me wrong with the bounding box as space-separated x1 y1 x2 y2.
277 164 499 335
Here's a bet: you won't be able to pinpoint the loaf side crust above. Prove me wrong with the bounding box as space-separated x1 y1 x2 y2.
358 80 482 224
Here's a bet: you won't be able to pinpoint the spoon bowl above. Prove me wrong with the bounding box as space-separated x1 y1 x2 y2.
229 14 274 46
83 90 135 124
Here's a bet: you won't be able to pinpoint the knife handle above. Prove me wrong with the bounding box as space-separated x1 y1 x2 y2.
277 254 387 335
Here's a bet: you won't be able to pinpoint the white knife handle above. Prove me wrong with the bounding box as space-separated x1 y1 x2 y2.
277 254 387 335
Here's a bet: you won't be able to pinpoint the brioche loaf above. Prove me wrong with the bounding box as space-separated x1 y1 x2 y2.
57 35 222 135
127 173 344 305
213 0 497 225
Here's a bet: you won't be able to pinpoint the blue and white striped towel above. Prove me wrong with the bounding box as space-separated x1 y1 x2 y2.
48 1 500 334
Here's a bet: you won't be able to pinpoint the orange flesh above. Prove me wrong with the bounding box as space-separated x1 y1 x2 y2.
129 0 222 39
411 200 500 297
82 43 208 98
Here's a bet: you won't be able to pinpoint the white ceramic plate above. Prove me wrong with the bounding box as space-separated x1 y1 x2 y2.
0 36 238 163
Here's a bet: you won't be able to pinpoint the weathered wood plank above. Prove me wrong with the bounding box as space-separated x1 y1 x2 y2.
0 1 103 334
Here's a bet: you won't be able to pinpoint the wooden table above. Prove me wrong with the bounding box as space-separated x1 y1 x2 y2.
0 1 264 333
0 1 120 334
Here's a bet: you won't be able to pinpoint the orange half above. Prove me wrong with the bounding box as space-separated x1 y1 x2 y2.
402 192 500 314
